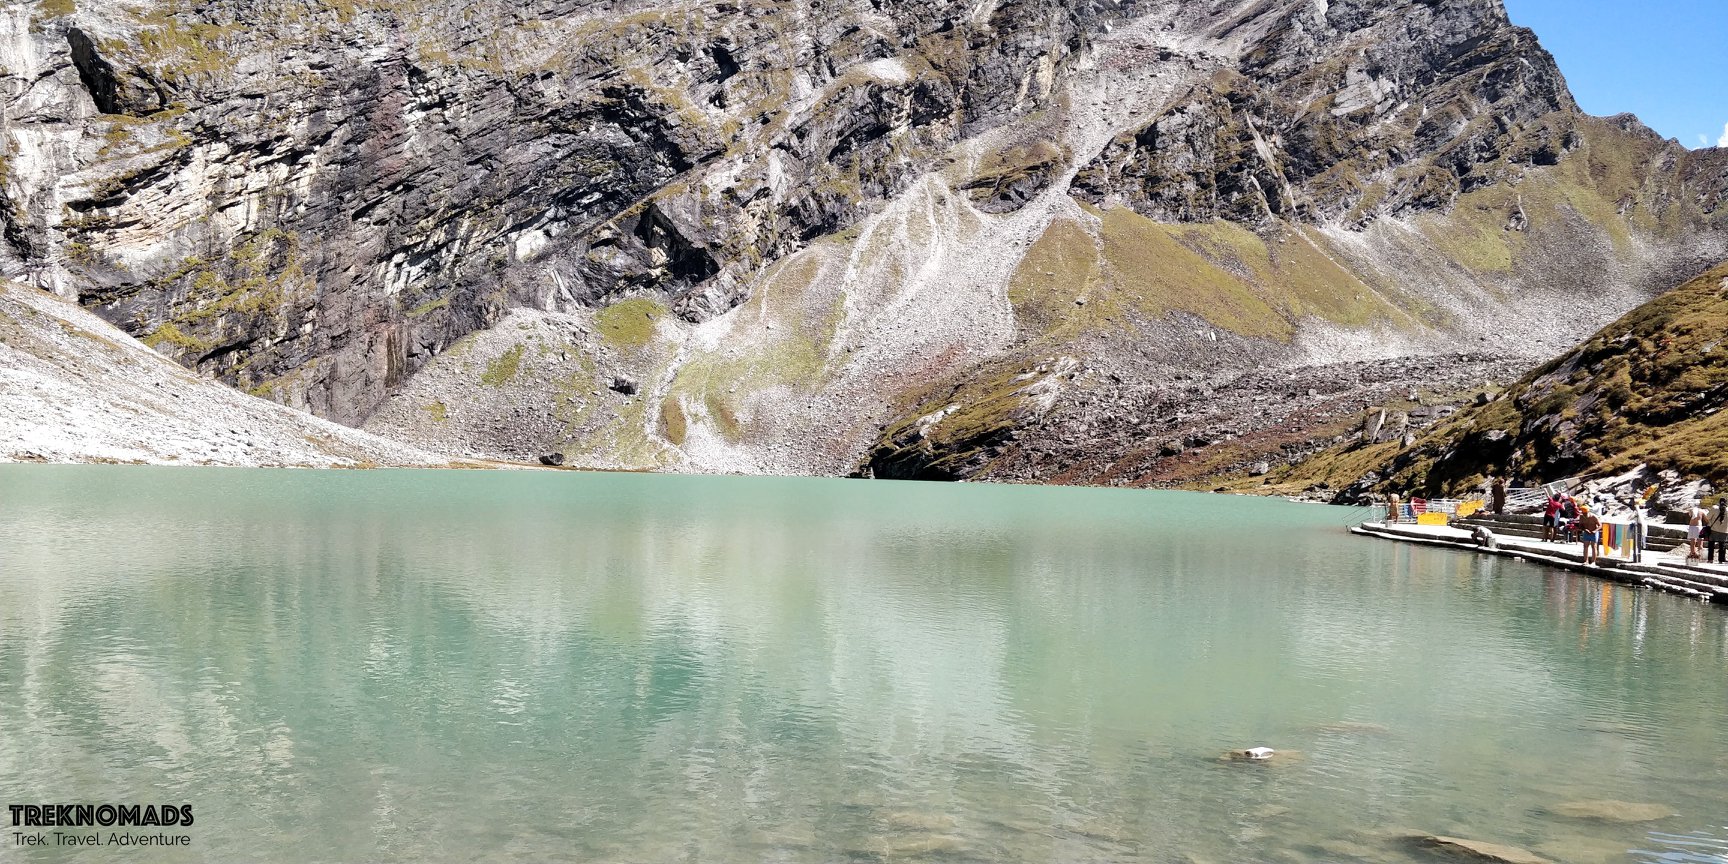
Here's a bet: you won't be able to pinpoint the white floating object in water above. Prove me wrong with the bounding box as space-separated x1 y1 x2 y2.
1245 747 1275 760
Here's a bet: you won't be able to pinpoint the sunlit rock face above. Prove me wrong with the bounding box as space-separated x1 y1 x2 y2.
3 0 1724 477
2 0 1131 423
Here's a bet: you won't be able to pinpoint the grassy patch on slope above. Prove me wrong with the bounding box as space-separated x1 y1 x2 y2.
596 297 667 349
663 249 842 446
1005 206 1402 343
480 343 524 386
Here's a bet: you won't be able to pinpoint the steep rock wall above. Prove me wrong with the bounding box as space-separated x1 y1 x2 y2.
2 0 1135 423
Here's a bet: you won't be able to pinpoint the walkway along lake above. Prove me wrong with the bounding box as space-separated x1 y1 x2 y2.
2 465 1726 863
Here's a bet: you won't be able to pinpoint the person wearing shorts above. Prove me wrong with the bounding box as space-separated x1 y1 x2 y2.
1689 502 1708 560
1577 509 1602 564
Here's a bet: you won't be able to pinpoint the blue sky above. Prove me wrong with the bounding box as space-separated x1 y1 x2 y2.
1503 0 1727 149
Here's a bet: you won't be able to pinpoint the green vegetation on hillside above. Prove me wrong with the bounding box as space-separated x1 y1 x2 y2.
139 228 305 361
1415 115 1707 280
1005 206 1405 342
867 358 1073 480
479 343 524 386
596 297 667 349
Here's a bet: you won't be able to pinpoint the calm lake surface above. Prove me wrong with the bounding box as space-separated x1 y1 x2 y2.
2 465 1726 864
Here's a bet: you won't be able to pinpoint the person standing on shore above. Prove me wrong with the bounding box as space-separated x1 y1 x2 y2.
1491 476 1507 515
1387 492 1401 524
1710 498 1728 565
1542 492 1563 542
1577 506 1602 564
1689 500 1708 560
1631 503 1648 564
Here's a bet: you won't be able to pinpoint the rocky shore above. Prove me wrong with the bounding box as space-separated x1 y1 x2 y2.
867 352 1531 492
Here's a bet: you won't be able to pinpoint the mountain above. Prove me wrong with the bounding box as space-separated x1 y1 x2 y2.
3 0 1725 476
0 279 441 466
1290 260 1728 500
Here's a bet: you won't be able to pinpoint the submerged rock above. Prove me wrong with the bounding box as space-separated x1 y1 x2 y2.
881 811 957 832
875 834 967 856
1218 748 1301 765
1312 838 1393 862
1548 799 1676 823
1414 835 1555 864
1533 836 1636 864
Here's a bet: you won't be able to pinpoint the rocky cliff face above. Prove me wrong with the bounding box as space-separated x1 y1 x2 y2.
3 0 1725 479
3 0 1135 424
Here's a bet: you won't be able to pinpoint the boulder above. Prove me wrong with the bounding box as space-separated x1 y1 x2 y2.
608 377 639 395
537 452 565 466
1219 748 1301 764
1362 408 1388 443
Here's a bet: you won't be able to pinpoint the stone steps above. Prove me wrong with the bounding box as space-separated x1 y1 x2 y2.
1459 513 1690 546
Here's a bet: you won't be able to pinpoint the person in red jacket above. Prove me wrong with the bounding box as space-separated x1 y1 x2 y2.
1542 493 1563 542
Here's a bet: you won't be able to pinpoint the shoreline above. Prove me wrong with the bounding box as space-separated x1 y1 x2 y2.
0 456 1368 507
1352 520 1728 606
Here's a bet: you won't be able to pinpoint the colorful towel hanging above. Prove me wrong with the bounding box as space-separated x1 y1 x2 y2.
1598 522 1639 559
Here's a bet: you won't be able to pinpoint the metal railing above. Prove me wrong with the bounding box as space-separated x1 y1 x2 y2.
1367 480 1583 525
1377 498 1486 524
1501 480 1581 514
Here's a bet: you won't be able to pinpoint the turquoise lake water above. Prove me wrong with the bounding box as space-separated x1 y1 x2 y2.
1 465 1725 863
